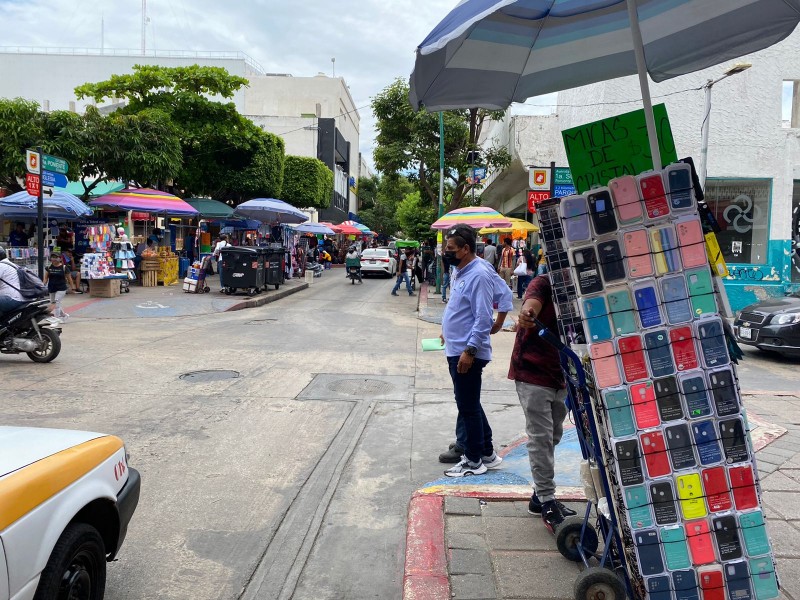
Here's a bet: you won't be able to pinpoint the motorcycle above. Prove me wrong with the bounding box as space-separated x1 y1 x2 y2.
347 266 363 284
0 299 62 362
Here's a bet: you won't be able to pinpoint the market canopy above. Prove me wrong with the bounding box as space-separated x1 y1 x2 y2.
0 190 93 219
234 198 308 224
431 206 512 230
479 218 539 234
291 222 336 235
63 180 125 198
90 188 198 216
184 198 235 219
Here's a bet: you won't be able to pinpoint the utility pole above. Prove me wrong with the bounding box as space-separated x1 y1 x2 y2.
101 14 104 53
141 0 147 55
436 112 445 294
331 57 336 78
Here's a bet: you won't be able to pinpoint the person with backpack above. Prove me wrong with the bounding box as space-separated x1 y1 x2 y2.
0 247 25 316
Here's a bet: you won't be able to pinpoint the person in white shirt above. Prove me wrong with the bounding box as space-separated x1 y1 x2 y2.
213 235 230 289
0 248 26 316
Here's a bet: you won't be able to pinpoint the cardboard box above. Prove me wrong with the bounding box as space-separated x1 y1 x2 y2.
89 278 121 298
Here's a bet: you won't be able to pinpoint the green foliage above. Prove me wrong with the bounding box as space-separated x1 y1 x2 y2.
356 175 379 210
281 155 333 210
359 175 416 237
0 98 46 191
396 191 436 241
372 78 511 212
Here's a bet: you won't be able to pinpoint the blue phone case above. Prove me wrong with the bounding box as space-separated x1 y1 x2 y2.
673 569 701 600
660 274 694 324
646 575 673 600
679 371 713 419
644 330 676 378
725 561 753 600
561 195 591 244
696 317 730 368
604 388 637 437
634 282 663 329
692 419 723 465
635 529 665 576
666 164 695 211
582 296 613 342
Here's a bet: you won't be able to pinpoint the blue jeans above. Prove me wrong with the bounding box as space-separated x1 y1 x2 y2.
0 296 26 316
517 274 532 299
392 271 413 294
441 271 450 300
217 260 224 286
447 356 493 463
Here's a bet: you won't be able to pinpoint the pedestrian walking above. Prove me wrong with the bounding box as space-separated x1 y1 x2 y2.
498 237 515 287
482 240 498 269
43 253 72 318
391 248 415 297
514 250 535 299
509 274 576 530
439 225 502 477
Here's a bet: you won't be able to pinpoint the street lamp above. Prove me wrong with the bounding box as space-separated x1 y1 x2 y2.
699 62 752 188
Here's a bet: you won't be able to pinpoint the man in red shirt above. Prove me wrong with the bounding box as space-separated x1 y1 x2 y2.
509 274 576 531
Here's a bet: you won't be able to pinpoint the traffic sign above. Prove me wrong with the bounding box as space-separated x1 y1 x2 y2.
25 173 41 196
42 185 54 197
529 168 550 190
554 167 573 186
26 150 40 174
42 170 68 188
527 190 551 212
42 154 69 175
554 184 576 198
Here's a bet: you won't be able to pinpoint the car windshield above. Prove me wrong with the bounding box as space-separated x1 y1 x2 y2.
362 249 389 258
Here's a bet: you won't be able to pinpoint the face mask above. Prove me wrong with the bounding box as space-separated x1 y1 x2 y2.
442 250 459 267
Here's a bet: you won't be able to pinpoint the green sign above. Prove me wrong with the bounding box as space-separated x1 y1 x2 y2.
554 167 572 185
561 104 677 194
42 154 69 175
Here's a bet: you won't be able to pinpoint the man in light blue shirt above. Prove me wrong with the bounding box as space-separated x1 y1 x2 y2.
440 225 509 477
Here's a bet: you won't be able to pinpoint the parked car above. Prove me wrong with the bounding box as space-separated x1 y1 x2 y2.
0 426 141 600
733 292 800 358
360 248 397 277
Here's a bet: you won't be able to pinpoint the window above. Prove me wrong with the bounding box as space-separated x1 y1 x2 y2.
705 179 771 264
782 81 799 128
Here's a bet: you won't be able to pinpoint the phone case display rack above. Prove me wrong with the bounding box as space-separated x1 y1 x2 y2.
0 245 49 269
537 160 779 600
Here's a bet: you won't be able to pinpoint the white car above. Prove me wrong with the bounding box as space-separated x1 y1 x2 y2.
360 248 397 277
0 427 140 600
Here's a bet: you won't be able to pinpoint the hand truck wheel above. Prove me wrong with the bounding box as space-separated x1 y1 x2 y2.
556 515 598 562
573 567 625 600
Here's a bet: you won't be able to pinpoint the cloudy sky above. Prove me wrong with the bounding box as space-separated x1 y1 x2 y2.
0 0 556 170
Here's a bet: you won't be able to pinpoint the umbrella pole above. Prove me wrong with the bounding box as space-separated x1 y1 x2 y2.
626 0 662 171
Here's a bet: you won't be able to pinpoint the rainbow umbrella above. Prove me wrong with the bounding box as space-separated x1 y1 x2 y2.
90 188 198 216
431 206 512 230
479 218 539 235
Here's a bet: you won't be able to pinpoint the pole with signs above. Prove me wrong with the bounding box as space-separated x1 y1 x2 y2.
36 147 44 278
436 112 445 294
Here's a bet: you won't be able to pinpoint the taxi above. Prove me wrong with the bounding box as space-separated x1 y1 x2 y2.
0 427 140 600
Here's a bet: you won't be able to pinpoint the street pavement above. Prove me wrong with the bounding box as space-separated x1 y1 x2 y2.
2 273 799 599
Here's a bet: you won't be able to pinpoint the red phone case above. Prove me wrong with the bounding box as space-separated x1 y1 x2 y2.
701 466 733 513
686 519 716 565
669 326 699 372
639 429 671 478
729 465 759 510
618 334 649 382
699 566 725 600
630 382 660 429
639 173 670 220
590 342 622 388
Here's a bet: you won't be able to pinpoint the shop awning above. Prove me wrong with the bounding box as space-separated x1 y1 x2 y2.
90 188 198 216
184 198 234 219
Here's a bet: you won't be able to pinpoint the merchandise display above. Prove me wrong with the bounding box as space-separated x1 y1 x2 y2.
81 253 115 279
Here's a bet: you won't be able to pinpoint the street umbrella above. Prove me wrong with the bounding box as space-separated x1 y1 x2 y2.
479 217 539 234
184 198 234 219
291 222 336 235
431 206 512 230
234 198 308 224
410 0 800 168
90 188 198 216
342 220 373 235
1 190 93 218
333 224 364 236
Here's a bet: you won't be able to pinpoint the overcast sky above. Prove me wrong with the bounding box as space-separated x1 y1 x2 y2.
0 0 557 172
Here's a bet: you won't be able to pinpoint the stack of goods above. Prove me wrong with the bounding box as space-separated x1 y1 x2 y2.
540 162 779 600
114 242 135 271
4 246 47 269
83 225 115 253
157 248 179 286
81 253 115 279
182 264 203 293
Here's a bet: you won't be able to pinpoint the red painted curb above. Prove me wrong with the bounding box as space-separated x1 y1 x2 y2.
403 495 450 600
64 298 102 314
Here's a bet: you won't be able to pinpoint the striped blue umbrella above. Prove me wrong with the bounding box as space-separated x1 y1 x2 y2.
410 0 800 167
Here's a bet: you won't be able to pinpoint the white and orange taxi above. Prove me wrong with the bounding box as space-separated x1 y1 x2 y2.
0 427 140 600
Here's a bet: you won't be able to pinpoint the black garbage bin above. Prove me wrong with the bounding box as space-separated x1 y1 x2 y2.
219 246 265 295
262 244 286 290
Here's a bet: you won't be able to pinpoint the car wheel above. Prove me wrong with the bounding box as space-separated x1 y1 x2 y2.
34 522 106 600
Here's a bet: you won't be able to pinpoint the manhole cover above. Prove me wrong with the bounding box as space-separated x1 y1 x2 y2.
180 369 240 382
326 378 395 396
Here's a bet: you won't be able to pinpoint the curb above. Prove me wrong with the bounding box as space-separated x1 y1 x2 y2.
225 282 309 312
403 495 449 600
418 282 428 312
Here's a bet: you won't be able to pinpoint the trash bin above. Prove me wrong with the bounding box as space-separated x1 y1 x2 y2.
262 244 285 290
219 246 265 295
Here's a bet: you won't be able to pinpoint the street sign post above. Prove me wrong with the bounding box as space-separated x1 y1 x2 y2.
25 173 41 197
26 150 40 174
554 167 573 186
527 190 551 213
554 184 576 197
41 170 68 188
528 167 550 190
42 154 69 175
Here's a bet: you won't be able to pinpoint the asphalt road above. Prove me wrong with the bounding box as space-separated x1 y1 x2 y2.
3 274 797 599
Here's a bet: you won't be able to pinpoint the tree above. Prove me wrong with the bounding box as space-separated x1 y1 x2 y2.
396 191 436 241
356 175 379 211
0 98 47 191
281 155 334 210
359 175 416 237
372 78 511 212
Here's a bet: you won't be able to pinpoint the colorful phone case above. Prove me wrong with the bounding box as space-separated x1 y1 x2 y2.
634 279 664 329
583 296 613 342
650 224 682 276
597 238 627 283
677 474 708 520
590 342 622 388
619 335 650 383
623 228 654 279
635 529 665 576
724 560 753 600
702 466 733 513
607 287 637 335
654 376 684 422
660 274 694 325
686 519 716 566
698 565 725 600
572 246 604 295
638 172 671 221
719 417 749 464
708 367 740 417
669 326 699 372
640 429 672 479
739 510 771 556
661 525 692 570
692 419 724 466
729 465 758 510
646 575 673 600
712 514 744 561
588 188 618 236
665 423 697 471
696 318 730 369
679 371 713 420
560 195 592 244
749 557 779 600
604 387 637 437
686 267 718 317
610 175 644 225
676 215 708 269
630 381 660 429
650 479 680 525
615 437 645 487
625 484 654 529
673 570 701 600
665 163 695 212
644 329 676 378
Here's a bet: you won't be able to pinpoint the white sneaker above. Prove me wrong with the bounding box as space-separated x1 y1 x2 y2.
444 457 487 477
482 453 503 469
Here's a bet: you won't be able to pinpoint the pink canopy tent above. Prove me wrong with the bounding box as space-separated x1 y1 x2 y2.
89 188 198 216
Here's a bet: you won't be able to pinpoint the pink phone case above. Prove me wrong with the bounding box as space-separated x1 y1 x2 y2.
590 341 622 388
609 175 643 225
630 381 660 429
675 216 708 269
686 519 716 566
623 229 654 278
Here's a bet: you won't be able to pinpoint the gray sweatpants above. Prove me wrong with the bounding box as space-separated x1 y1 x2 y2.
515 381 568 503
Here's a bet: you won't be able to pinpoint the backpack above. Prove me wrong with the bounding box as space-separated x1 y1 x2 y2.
0 265 48 299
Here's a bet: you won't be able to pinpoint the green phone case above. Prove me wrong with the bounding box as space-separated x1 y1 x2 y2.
740 510 772 556
605 388 636 437
607 288 638 335
625 485 653 529
686 268 717 317
660 525 691 570
749 557 779 600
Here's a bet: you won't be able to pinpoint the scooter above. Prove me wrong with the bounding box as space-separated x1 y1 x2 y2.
0 299 62 362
